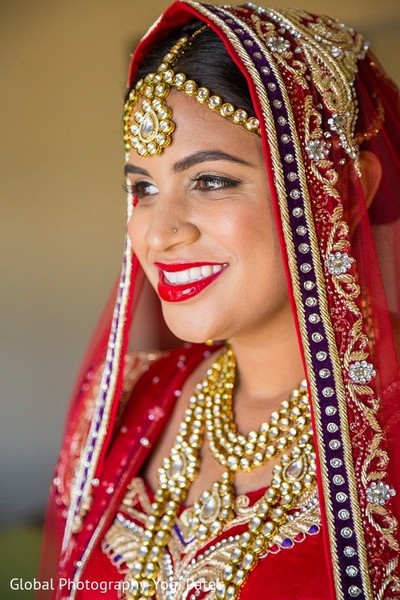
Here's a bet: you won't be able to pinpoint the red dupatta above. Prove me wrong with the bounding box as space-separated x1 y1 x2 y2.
39 2 400 599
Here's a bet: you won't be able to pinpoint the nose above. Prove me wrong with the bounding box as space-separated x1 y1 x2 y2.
144 197 200 252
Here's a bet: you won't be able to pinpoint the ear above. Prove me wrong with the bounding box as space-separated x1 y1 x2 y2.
348 150 382 235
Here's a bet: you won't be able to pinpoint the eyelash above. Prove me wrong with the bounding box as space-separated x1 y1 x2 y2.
122 174 240 200
190 174 240 191
123 181 156 199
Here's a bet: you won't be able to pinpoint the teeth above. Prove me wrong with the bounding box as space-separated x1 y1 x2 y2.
176 270 190 284
189 267 199 281
201 265 213 277
163 264 223 286
166 271 177 284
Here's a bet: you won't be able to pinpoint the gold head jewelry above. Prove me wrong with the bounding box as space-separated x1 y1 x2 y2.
123 29 260 157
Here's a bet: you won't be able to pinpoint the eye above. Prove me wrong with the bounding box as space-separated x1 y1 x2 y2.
191 174 240 192
124 180 158 200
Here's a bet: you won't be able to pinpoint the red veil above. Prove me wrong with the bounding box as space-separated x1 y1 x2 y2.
39 2 400 598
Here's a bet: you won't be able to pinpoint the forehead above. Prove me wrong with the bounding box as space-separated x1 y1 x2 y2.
128 92 263 167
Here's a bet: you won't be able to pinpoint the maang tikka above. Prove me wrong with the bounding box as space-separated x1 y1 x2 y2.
123 27 260 157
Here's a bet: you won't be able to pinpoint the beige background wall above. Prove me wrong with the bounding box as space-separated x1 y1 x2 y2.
1 0 399 527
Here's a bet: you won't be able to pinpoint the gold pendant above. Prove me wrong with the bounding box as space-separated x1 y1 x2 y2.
126 79 175 157
188 471 235 541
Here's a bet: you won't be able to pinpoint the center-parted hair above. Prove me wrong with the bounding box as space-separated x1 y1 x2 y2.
129 19 254 116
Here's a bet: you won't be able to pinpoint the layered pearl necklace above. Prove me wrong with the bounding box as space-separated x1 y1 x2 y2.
124 345 316 599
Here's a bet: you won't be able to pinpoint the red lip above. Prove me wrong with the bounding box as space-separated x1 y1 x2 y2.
155 262 227 302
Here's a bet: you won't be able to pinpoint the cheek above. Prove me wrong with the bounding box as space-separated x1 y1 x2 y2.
231 201 286 305
127 213 145 258
222 201 277 264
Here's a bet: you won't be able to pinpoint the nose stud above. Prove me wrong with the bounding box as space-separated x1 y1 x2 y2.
172 227 179 234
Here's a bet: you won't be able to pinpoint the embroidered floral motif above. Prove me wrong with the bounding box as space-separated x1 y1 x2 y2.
348 360 376 385
325 251 354 276
266 36 291 54
366 482 396 507
305 138 331 161
148 406 165 422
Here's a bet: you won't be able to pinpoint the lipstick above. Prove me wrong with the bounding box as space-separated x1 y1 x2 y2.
155 262 227 302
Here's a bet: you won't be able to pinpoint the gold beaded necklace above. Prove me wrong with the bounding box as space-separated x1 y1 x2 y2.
124 345 316 600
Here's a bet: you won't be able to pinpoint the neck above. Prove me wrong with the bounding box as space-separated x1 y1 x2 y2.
230 307 304 408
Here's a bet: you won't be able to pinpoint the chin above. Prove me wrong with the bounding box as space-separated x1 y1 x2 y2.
162 312 221 346
167 327 213 345
160 293 233 345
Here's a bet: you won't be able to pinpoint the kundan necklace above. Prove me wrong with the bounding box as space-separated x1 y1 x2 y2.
124 344 316 600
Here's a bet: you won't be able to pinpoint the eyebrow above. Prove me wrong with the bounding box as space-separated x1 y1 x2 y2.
124 150 254 178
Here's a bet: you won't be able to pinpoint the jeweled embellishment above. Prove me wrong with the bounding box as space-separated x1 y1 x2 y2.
166 449 187 479
200 491 221 521
366 481 396 506
305 138 331 161
127 93 174 156
331 46 343 59
325 251 354 275
327 113 359 158
348 360 376 384
283 456 306 481
190 473 236 540
267 36 291 54
328 113 348 135
119 345 316 600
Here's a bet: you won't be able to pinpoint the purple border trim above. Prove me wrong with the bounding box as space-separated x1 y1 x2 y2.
65 237 132 545
77 248 129 496
203 4 366 598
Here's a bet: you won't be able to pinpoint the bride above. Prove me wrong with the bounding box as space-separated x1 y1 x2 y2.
39 2 400 599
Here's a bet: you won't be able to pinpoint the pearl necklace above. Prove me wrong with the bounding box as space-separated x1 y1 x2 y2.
124 345 316 599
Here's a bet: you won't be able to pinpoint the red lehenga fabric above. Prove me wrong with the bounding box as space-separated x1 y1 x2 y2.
38 2 400 599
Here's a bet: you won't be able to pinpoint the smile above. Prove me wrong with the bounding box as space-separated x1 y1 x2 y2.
155 262 227 302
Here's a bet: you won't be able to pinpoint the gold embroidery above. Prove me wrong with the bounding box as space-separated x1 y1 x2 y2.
253 9 367 163
326 204 399 557
102 477 321 599
304 98 340 195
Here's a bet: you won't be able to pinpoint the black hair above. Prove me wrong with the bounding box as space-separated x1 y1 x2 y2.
129 19 254 115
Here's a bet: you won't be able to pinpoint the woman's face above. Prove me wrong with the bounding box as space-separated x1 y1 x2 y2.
127 92 290 344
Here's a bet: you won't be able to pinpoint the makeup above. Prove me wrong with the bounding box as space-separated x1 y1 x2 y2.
155 262 227 302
